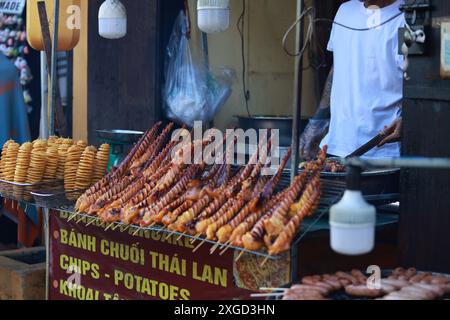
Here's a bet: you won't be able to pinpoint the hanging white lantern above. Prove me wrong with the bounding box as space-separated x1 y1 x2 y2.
197 0 230 34
98 0 127 39
329 167 376 256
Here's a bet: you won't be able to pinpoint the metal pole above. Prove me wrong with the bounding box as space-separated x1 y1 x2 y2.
345 157 450 170
290 0 305 182
49 0 60 136
200 31 214 129
40 51 49 139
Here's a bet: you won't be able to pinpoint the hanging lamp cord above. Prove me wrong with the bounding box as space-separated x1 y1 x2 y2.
282 6 404 58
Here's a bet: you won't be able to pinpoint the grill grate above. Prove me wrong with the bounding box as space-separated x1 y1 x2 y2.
1 167 398 261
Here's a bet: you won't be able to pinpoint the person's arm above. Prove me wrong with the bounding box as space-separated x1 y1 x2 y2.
299 67 333 160
314 66 333 119
378 117 402 147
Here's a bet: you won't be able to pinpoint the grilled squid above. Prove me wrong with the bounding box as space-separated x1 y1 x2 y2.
263 148 327 238
76 122 162 211
205 186 253 240
141 165 201 226
215 149 291 243
268 174 321 255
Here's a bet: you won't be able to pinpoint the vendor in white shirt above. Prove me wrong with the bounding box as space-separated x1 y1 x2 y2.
300 0 405 159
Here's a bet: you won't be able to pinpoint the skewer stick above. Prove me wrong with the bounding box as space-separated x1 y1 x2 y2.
112 223 121 231
132 228 141 236
67 213 77 222
190 233 201 244
176 232 186 241
121 225 130 232
192 239 206 253
219 245 231 256
235 251 245 262
260 256 270 267
76 216 84 224
209 242 220 254
250 292 284 298
85 218 97 227
259 287 288 292
165 231 175 240
104 222 114 231
219 240 231 250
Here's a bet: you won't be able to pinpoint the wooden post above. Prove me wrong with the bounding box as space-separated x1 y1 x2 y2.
290 0 305 182
37 0 68 137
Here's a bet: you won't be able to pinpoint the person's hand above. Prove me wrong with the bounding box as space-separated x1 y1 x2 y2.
299 119 329 160
378 118 402 147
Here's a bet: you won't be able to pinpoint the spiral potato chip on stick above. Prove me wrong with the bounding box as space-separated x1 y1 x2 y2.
92 144 110 183
26 149 47 184
3 142 20 182
64 145 83 191
32 139 47 152
56 143 70 180
75 147 96 191
0 140 14 179
47 136 59 149
14 142 33 184
76 140 88 149
43 146 59 181
63 138 73 145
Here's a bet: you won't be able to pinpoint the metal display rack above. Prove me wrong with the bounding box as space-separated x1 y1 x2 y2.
0 174 398 274
1 172 401 290
0 179 64 204
25 176 351 261
1 0 445 301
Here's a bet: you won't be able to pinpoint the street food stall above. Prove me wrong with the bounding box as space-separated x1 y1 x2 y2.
1 0 450 301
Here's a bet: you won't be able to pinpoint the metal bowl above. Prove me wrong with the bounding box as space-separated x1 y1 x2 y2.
96 129 144 144
235 115 308 147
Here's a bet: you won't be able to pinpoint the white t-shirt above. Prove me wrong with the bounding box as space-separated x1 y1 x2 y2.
321 0 405 158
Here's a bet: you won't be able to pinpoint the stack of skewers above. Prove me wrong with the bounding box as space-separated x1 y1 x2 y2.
75 122 326 258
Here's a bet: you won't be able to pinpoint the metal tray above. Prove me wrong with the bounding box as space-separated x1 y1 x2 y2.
321 169 400 196
0 179 64 204
96 129 144 143
319 168 400 178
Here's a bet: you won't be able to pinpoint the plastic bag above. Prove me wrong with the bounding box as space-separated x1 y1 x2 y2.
164 11 234 128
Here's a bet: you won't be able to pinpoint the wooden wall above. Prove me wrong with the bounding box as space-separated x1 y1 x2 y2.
85 0 159 144
73 0 184 143
73 0 341 137
400 0 450 273
72 0 88 141
186 0 341 130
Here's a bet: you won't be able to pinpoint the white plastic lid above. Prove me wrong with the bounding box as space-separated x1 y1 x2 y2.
330 190 376 225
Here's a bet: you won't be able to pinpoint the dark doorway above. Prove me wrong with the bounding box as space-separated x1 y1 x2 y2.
85 0 185 145
400 0 450 273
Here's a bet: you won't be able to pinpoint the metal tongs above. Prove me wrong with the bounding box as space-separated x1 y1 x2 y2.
345 132 387 158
